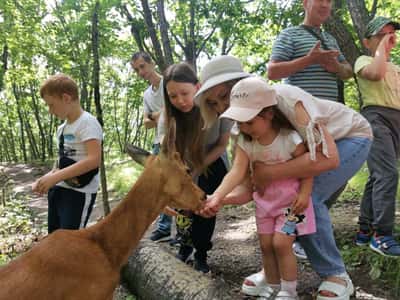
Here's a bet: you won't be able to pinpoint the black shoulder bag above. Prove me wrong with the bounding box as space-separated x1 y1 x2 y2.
301 25 345 104
58 126 99 188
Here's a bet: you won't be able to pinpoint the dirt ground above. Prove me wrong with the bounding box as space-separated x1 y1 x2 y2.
1 163 398 300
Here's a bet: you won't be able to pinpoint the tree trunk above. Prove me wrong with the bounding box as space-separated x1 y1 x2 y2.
91 1 110 216
140 0 167 71
23 110 39 161
120 4 145 52
12 83 27 162
122 240 238 300
324 1 360 66
0 44 8 91
30 83 47 161
185 0 196 69
156 0 174 66
346 0 373 53
5 102 18 161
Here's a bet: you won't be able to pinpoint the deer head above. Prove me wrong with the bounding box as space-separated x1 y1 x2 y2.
126 118 204 211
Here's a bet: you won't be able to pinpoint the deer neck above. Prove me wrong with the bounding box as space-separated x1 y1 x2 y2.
88 166 168 269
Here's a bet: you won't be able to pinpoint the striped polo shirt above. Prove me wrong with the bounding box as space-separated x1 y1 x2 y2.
270 25 345 102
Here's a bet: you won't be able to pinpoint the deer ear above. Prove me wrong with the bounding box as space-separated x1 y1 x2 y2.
125 144 151 166
162 117 176 157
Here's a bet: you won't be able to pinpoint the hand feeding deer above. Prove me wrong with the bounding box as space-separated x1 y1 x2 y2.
0 120 205 300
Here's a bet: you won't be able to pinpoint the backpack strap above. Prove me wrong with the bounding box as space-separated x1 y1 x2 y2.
300 25 346 104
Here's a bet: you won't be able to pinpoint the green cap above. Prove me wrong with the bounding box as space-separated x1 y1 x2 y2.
364 16 400 38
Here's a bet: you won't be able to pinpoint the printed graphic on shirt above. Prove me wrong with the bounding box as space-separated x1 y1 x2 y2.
175 210 193 247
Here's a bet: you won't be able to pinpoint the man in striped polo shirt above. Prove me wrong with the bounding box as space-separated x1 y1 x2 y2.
268 0 352 102
265 1 354 299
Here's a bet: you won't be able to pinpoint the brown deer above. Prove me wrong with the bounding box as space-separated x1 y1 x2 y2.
0 120 205 300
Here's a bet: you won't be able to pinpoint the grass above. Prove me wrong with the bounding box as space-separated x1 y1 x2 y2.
105 158 143 198
338 164 400 298
0 193 46 265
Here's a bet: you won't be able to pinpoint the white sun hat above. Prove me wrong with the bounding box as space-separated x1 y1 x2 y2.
194 55 250 105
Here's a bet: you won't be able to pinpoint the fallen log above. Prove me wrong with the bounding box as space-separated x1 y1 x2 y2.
122 240 238 300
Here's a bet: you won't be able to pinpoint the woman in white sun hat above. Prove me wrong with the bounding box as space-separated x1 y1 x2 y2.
195 55 372 300
202 76 316 300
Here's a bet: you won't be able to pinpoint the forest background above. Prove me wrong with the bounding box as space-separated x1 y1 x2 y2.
1 0 400 207
0 0 400 298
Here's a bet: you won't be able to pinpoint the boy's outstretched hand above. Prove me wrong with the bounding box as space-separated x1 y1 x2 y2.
32 172 58 195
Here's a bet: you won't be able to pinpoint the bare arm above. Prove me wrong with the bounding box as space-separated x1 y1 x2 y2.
358 34 394 81
220 173 253 206
33 139 102 194
252 102 339 190
212 145 249 198
199 146 250 217
290 143 313 214
268 41 352 81
203 132 230 168
143 111 158 129
268 57 314 80
332 60 353 80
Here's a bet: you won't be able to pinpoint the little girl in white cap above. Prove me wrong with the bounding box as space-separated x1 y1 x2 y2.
203 76 316 300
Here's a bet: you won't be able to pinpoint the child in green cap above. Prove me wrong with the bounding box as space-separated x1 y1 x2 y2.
355 16 400 257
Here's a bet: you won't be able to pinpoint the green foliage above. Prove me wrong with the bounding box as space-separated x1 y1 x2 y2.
106 158 143 197
0 194 46 263
342 245 400 297
338 168 400 297
343 162 400 199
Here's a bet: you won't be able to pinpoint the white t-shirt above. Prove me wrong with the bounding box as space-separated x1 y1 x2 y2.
237 129 303 166
143 78 164 144
57 111 103 193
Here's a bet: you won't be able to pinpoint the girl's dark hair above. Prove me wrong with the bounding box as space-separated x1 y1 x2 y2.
270 106 294 131
242 105 294 141
163 62 205 171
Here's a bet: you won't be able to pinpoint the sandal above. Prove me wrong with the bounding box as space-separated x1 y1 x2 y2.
274 290 299 300
316 275 354 300
241 271 265 296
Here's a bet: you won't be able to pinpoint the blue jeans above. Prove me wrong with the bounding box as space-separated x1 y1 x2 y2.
298 137 372 277
152 143 161 155
157 213 172 234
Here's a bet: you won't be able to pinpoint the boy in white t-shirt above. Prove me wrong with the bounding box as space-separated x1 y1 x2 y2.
131 51 172 242
32 74 103 233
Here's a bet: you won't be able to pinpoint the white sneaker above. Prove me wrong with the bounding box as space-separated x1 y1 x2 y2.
292 241 307 260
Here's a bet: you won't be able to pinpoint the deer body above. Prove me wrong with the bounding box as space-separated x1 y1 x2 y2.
0 133 204 300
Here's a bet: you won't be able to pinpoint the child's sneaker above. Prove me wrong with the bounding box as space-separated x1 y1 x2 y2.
149 229 170 242
194 253 210 274
176 245 193 263
292 241 307 260
370 235 400 257
355 230 372 246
